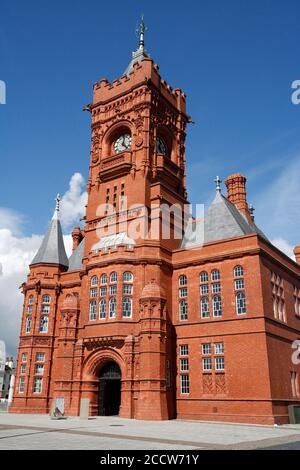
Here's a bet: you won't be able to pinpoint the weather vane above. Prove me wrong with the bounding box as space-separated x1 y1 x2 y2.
136 14 147 49
214 176 222 193
55 193 61 212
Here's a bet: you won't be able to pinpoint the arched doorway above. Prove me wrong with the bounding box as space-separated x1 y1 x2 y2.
98 361 121 416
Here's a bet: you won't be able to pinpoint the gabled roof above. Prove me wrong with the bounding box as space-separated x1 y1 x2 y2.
68 238 85 271
181 191 268 249
31 217 69 267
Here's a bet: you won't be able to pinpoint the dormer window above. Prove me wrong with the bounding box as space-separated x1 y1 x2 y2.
114 134 132 154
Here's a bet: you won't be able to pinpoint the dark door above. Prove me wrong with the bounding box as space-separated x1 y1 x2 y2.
98 361 121 416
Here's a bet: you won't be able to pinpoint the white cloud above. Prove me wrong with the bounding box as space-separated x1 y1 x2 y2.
60 172 87 229
0 174 83 356
271 238 295 260
255 156 300 246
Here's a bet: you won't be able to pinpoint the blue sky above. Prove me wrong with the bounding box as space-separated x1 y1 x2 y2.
1 0 300 242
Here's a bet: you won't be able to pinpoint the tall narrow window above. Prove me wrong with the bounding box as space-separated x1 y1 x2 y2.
39 316 49 333
179 300 188 321
41 294 50 314
236 292 246 315
89 300 97 321
99 299 106 319
201 297 210 318
18 377 25 393
25 316 31 334
122 297 132 318
33 377 42 394
213 295 222 317
109 297 116 318
100 274 108 285
110 272 117 283
180 374 190 394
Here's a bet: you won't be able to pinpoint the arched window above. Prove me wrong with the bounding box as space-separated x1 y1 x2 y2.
109 297 116 318
179 300 188 320
211 269 220 281
89 300 97 321
200 271 208 283
110 272 117 283
25 316 31 333
234 265 244 278
122 297 132 318
201 297 210 318
42 294 50 304
100 274 108 285
179 275 187 287
91 275 98 286
123 271 133 283
236 292 246 315
28 295 34 305
41 295 50 314
99 299 106 319
213 295 222 317
39 316 49 333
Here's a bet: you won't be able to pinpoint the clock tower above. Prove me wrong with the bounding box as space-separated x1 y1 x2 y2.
84 17 189 255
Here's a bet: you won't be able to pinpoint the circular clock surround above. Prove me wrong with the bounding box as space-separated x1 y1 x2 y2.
114 134 132 154
156 137 167 157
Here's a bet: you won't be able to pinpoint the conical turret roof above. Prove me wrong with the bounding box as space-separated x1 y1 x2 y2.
31 195 69 268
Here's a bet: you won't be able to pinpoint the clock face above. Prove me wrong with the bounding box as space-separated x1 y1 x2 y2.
114 134 132 154
156 137 167 156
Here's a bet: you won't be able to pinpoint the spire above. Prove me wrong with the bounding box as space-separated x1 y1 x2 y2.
124 15 150 76
137 14 147 50
214 176 222 193
52 194 61 220
30 195 69 268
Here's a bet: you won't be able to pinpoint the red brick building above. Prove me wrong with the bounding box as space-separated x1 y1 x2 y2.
11 21 300 424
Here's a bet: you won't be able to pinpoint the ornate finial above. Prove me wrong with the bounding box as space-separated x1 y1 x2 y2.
136 14 147 50
214 176 222 193
52 194 61 220
249 203 255 220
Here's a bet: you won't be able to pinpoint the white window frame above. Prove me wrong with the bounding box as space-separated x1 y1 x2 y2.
215 356 225 371
180 374 190 394
201 297 210 318
122 297 132 318
89 300 97 321
202 357 212 371
200 271 208 283
179 300 188 321
213 295 222 317
99 299 106 319
202 343 211 355
211 269 220 281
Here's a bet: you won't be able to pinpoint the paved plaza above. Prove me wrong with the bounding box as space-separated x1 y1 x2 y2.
0 412 300 450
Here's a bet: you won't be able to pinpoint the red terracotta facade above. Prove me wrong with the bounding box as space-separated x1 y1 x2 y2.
10 40 300 424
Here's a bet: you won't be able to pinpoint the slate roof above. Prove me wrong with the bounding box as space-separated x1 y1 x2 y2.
68 238 85 271
31 213 69 267
124 46 149 76
181 191 268 249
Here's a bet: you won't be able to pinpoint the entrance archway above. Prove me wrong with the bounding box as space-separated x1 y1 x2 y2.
98 361 121 416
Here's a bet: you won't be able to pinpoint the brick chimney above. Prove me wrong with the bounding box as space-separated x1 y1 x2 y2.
225 173 251 222
71 227 84 252
294 246 300 264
